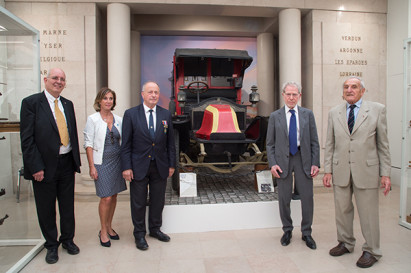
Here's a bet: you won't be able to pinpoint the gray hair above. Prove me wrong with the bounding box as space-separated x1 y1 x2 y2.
142 81 160 92
46 68 65 78
281 81 302 94
344 76 365 89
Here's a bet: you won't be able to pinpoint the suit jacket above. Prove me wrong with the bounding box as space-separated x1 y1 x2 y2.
120 104 176 180
266 106 320 178
20 91 81 182
323 100 391 188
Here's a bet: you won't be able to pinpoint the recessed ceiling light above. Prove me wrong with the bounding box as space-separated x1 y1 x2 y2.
0 25 7 31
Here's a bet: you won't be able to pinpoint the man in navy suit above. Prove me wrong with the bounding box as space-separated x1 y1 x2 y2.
121 81 176 251
266 81 320 249
20 68 81 264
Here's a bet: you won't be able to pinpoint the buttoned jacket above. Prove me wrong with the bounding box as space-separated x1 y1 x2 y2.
266 105 320 179
120 104 176 180
323 100 391 188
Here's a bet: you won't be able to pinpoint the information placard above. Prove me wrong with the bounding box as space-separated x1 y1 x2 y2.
256 170 274 193
179 173 197 197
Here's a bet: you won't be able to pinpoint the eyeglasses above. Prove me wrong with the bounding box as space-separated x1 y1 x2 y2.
48 76 66 82
283 93 299 98
109 131 114 144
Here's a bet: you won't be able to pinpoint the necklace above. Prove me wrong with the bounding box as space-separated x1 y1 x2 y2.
100 112 112 122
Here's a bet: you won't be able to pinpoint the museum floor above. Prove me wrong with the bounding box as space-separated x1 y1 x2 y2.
1 169 410 273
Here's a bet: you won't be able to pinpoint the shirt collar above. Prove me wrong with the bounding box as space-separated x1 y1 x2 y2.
285 105 298 114
346 98 363 109
44 89 60 103
143 103 156 113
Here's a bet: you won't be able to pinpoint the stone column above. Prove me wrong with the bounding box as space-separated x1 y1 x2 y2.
131 31 141 107
107 3 131 115
279 8 301 106
257 33 275 116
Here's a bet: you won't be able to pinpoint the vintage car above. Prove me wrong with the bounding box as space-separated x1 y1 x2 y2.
169 48 268 192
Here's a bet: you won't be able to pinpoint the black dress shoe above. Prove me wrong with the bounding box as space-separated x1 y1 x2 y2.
302 235 317 249
135 237 149 250
149 230 170 242
45 248 58 264
280 231 292 246
109 229 120 240
62 241 80 255
99 231 111 247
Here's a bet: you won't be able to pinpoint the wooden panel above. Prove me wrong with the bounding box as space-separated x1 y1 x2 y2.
0 122 20 133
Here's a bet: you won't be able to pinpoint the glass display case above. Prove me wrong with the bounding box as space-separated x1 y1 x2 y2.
0 6 43 272
400 38 411 229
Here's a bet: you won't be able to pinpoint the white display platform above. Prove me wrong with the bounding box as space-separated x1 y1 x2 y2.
162 200 302 233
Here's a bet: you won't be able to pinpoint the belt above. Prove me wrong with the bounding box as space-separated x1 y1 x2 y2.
57 152 72 158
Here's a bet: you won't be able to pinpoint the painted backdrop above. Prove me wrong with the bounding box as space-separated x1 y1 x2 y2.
141 36 257 108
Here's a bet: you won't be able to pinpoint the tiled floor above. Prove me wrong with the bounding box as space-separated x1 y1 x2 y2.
2 174 411 273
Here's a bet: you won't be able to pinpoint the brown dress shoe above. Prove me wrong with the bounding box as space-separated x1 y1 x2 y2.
356 251 378 268
329 242 350 256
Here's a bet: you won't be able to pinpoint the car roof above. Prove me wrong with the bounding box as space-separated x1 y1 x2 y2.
174 48 253 68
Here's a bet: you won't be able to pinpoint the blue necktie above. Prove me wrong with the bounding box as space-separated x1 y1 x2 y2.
289 109 298 156
149 109 155 140
348 105 356 134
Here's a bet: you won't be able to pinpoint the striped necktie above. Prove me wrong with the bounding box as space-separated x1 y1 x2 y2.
348 104 356 134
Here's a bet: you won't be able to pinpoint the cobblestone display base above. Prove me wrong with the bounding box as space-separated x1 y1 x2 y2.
164 167 278 206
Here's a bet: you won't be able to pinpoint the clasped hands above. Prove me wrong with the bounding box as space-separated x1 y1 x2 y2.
270 165 319 179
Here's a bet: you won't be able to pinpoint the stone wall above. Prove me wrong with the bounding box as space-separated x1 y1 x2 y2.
302 10 387 164
5 2 101 183
3 1 389 183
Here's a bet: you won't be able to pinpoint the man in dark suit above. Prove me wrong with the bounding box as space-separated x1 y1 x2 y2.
20 68 81 264
323 77 391 268
121 81 176 251
266 81 320 249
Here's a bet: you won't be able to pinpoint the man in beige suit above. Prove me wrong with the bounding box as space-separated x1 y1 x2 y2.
323 76 391 268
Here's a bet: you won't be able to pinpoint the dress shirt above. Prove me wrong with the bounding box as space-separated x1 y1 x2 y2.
44 90 72 154
346 98 362 121
285 105 300 147
143 104 157 132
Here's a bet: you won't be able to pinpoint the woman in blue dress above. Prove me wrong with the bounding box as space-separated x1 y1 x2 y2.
84 88 126 247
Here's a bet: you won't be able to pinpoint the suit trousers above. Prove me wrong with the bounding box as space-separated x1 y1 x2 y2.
32 152 76 250
333 175 381 258
277 150 314 235
130 160 167 239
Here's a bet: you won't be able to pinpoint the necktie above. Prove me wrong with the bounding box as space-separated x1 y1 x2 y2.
289 109 298 155
54 99 69 146
348 104 356 134
149 109 155 140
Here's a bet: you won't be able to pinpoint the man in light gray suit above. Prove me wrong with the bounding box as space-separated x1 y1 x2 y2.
323 76 391 268
266 81 320 249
